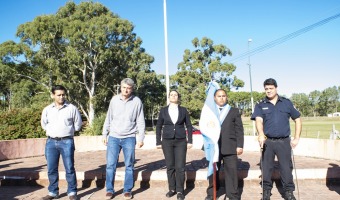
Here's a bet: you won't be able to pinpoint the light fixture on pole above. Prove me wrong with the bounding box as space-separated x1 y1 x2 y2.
163 0 170 104
248 38 256 136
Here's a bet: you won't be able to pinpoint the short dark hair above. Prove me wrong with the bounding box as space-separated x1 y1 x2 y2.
263 78 277 88
51 85 67 94
214 89 227 97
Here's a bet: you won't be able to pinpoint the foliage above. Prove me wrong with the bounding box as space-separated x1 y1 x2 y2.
1 2 340 140
9 79 50 109
291 86 340 117
81 112 106 136
0 41 35 110
5 1 157 126
172 37 245 118
134 72 166 121
0 108 45 140
228 91 265 116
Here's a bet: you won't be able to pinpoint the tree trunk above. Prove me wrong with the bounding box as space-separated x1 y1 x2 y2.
151 106 155 128
87 65 96 126
88 99 95 126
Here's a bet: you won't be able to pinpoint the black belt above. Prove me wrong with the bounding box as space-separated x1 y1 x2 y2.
48 136 73 140
266 136 289 140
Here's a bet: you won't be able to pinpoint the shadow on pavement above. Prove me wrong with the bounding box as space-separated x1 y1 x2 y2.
326 163 340 195
0 186 44 200
0 162 46 199
133 157 167 196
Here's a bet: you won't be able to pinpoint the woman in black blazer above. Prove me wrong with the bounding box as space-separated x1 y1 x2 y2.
156 90 193 200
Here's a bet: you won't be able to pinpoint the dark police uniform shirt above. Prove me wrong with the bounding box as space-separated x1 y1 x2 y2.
251 95 300 138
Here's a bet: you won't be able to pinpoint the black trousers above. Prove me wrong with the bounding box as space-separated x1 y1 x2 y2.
207 154 239 199
262 137 295 191
162 138 187 193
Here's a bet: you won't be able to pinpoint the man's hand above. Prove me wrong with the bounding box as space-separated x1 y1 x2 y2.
187 143 193 149
236 147 243 155
291 138 299 149
258 135 266 149
136 141 144 148
156 145 162 149
102 137 108 146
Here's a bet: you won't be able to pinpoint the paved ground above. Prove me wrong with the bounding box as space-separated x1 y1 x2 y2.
0 182 339 200
1 149 340 199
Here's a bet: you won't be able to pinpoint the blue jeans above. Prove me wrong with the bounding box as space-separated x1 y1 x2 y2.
106 136 136 194
45 138 77 196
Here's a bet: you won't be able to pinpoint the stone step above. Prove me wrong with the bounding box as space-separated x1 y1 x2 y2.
1 179 340 200
1 149 340 188
1 172 339 188
2 179 339 188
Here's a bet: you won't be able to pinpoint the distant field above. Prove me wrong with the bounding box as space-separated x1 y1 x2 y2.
242 117 340 139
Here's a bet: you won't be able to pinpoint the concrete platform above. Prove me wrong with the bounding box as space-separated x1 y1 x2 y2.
1 182 340 200
1 149 340 199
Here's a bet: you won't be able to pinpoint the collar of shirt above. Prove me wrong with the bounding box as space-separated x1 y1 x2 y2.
52 101 69 108
169 103 178 109
119 94 134 101
168 104 179 124
264 95 284 103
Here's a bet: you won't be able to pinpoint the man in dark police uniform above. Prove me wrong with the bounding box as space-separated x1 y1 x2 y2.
251 78 302 200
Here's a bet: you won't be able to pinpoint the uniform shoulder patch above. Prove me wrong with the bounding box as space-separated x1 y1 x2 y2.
260 98 267 103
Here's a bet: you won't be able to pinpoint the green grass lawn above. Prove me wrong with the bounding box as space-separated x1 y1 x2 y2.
242 117 340 139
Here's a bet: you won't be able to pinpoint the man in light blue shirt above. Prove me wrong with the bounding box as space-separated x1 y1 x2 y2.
102 78 145 200
41 85 82 200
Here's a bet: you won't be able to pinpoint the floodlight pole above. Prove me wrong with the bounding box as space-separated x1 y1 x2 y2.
248 39 256 136
163 0 170 104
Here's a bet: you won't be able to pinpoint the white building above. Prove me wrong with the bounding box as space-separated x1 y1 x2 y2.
327 112 340 117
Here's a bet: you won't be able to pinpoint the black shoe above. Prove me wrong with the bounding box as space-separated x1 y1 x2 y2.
205 195 213 200
177 192 185 200
261 190 271 200
284 191 296 200
166 190 176 198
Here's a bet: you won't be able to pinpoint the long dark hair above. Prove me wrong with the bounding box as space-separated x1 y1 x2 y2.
169 90 181 104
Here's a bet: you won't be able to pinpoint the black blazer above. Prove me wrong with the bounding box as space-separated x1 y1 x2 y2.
219 107 244 155
156 105 193 145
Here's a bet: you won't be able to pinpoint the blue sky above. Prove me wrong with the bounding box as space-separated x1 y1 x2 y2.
1 0 340 97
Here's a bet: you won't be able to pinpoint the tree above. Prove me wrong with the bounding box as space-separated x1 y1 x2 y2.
291 93 310 116
317 86 339 116
135 72 166 126
14 1 154 125
228 91 249 115
172 37 244 119
228 91 265 116
309 90 321 117
0 41 44 110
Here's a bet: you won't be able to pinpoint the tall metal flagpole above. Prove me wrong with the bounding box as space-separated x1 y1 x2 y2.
163 0 170 105
248 39 256 136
